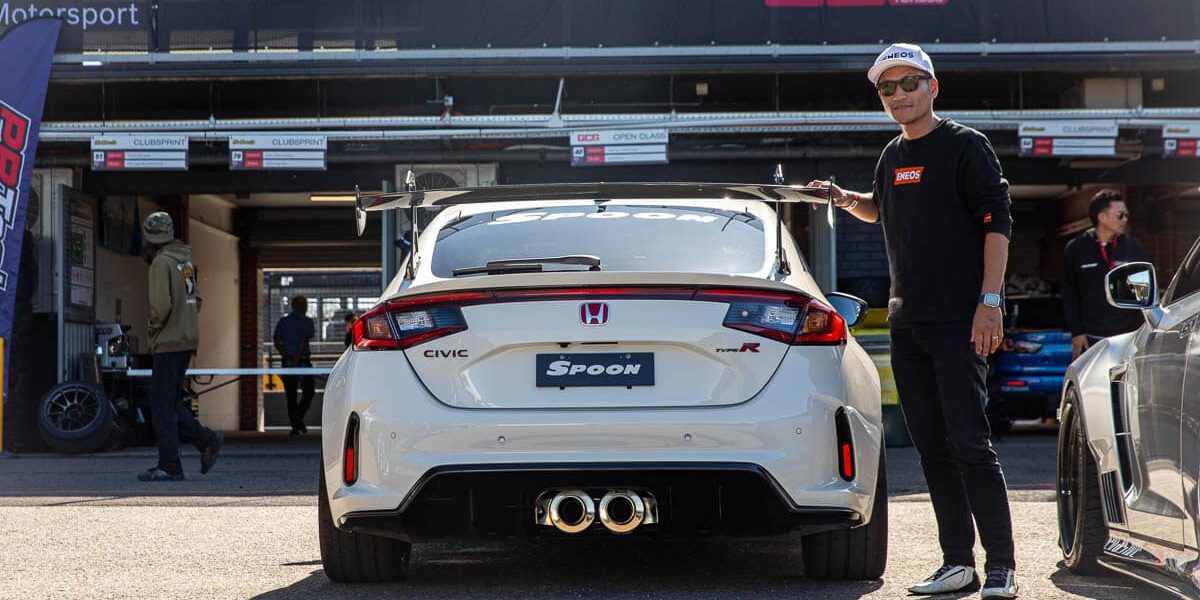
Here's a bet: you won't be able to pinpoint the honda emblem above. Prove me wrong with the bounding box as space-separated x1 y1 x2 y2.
580 302 609 326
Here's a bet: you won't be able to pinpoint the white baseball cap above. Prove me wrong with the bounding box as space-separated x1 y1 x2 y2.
867 43 935 84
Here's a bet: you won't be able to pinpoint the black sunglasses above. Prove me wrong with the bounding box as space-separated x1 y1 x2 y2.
1115 211 1129 219
875 74 932 97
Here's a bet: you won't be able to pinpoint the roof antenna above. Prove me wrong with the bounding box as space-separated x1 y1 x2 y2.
773 164 791 276
403 170 419 279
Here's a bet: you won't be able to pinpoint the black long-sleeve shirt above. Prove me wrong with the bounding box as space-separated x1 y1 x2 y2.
1061 229 1147 337
871 119 1012 325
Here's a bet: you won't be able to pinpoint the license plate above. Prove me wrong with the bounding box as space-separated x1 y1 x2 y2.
536 352 655 387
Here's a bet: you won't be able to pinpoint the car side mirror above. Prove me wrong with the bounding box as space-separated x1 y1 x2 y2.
826 292 869 328
1105 262 1158 310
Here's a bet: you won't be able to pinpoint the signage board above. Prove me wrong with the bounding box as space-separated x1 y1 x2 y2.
90 134 187 170
229 134 326 170
570 129 668 167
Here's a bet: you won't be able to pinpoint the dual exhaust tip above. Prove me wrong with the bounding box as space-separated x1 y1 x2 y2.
536 489 658 534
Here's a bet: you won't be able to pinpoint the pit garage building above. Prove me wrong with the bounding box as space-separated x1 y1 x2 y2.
3 0 1198 450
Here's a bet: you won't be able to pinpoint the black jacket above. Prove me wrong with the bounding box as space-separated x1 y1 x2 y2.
1061 229 1147 338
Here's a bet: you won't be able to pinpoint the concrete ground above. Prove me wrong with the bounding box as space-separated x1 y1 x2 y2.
0 428 1173 600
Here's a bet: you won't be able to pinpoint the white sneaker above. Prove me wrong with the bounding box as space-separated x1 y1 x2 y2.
908 564 980 595
980 567 1018 599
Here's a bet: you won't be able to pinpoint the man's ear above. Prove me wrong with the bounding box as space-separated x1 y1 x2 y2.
929 77 939 100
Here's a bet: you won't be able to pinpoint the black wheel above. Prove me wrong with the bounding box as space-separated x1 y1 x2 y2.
802 450 888 580
1057 387 1106 574
319 470 411 583
37 382 117 454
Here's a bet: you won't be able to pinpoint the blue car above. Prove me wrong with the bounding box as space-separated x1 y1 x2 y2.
986 295 1073 431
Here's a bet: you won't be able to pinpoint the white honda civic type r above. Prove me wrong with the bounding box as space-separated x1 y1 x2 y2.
319 182 886 583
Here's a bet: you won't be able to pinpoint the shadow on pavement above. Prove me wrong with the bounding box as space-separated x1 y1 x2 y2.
253 538 887 600
0 435 321 500
1047 562 1172 599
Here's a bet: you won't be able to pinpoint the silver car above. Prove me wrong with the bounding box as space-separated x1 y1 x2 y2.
1057 232 1200 597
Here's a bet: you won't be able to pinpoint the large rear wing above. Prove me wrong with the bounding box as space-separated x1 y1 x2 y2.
356 167 837 278
355 181 829 213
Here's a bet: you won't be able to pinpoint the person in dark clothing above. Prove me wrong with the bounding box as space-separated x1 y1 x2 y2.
1062 189 1148 358
343 312 357 348
809 43 1018 599
274 295 316 435
138 211 223 482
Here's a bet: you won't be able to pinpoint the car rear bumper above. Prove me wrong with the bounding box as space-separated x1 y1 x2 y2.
338 463 865 541
322 348 883 537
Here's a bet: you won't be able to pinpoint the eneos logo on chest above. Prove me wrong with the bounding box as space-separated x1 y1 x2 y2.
893 166 924 186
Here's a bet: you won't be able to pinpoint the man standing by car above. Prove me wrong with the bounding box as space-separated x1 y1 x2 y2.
809 43 1017 599
1062 189 1148 358
274 295 316 435
139 212 223 482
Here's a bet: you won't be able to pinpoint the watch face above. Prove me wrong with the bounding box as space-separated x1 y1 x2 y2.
982 293 1001 307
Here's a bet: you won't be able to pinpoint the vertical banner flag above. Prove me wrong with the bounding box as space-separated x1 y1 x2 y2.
0 18 61 452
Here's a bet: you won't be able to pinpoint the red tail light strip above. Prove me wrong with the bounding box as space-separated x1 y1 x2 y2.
840 443 854 480
352 285 848 350
343 413 360 486
835 408 856 481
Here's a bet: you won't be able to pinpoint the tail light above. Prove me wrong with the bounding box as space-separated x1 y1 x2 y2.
835 408 855 481
697 288 846 345
352 304 400 350
352 292 487 350
351 286 848 350
344 413 360 486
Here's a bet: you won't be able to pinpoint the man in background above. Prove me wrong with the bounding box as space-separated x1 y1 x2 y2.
343 312 357 348
139 212 223 481
274 295 316 435
1062 189 1148 358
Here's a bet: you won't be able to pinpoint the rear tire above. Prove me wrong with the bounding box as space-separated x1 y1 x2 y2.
802 451 888 580
1057 387 1106 574
318 470 411 582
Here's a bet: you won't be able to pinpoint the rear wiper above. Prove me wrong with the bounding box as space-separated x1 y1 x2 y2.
452 255 602 277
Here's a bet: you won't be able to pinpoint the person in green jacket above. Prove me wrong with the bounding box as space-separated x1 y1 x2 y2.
137 211 223 482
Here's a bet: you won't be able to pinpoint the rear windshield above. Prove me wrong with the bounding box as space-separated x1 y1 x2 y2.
430 205 766 277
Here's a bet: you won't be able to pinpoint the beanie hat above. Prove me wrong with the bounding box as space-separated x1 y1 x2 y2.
142 211 174 244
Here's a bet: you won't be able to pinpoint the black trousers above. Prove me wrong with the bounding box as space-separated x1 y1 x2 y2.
151 350 217 476
281 357 315 429
891 322 1016 571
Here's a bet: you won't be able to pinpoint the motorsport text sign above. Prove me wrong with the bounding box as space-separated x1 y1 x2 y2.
229 134 326 170
1162 123 1199 158
1018 120 1117 158
91 134 187 170
571 129 668 167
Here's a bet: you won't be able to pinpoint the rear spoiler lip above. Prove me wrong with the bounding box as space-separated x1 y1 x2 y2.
355 182 830 212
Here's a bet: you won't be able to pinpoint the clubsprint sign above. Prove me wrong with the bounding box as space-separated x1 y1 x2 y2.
1019 120 1117 158
229 134 326 170
1163 123 1200 158
570 129 668 167
90 134 188 170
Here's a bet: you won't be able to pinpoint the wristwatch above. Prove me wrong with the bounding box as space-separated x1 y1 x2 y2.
980 292 1002 308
